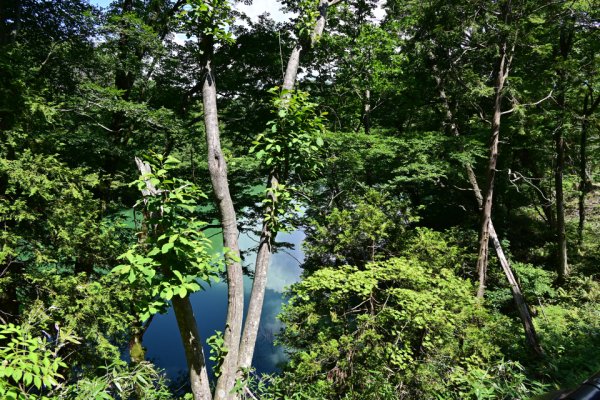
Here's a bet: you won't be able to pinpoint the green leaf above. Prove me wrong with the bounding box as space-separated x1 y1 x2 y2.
179 287 188 298
161 242 174 254
12 369 22 382
128 269 136 283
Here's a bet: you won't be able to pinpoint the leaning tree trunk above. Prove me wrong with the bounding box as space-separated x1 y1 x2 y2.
237 0 343 370
200 36 244 400
172 297 212 400
135 157 213 398
466 167 544 355
433 68 543 355
476 42 510 299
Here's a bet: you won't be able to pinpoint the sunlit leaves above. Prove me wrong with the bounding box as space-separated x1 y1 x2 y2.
112 154 222 322
0 323 68 399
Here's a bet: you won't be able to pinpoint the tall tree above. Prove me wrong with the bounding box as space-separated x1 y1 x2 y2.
237 0 345 373
474 0 520 298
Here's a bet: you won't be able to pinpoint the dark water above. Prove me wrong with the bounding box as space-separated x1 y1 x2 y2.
143 227 305 380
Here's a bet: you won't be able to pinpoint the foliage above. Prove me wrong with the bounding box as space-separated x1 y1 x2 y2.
1 0 600 397
250 88 326 232
0 150 119 271
0 321 69 399
179 0 234 43
0 317 172 400
252 88 325 179
303 188 414 270
112 154 222 322
276 246 546 399
207 331 228 378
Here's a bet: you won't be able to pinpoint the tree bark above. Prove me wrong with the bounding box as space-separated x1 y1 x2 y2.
554 122 569 281
172 296 213 400
135 157 214 398
476 42 509 298
466 166 543 355
364 88 371 135
201 36 244 400
578 93 589 246
237 173 278 369
237 0 340 371
433 68 543 356
554 24 573 281
578 89 599 246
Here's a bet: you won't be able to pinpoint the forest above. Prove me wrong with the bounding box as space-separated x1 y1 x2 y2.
1 0 599 398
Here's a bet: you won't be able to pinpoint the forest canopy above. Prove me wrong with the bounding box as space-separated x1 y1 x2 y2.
0 0 599 399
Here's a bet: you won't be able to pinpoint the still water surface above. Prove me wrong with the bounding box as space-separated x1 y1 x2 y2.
143 227 305 380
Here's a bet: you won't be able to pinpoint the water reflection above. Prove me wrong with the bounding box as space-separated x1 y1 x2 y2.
143 228 305 380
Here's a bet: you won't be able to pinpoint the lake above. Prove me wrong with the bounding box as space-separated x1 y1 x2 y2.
143 225 305 381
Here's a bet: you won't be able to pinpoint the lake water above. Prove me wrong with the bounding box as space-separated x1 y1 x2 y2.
143 226 305 381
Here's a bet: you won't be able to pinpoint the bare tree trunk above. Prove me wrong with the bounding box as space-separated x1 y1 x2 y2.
434 68 543 356
201 37 244 400
578 89 599 246
364 88 371 135
578 93 590 246
554 121 569 281
237 173 278 368
554 24 574 281
237 0 342 370
476 42 509 298
172 297 212 400
466 167 544 355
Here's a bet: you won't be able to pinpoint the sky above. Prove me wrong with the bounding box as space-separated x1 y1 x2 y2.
90 0 294 22
89 0 385 24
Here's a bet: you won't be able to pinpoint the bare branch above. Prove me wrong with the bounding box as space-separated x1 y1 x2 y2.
501 90 554 115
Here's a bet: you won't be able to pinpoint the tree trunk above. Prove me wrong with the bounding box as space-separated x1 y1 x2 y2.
554 121 569 281
237 0 339 371
476 42 509 299
466 166 543 355
135 157 214 399
201 37 244 400
578 93 589 246
433 66 542 356
578 90 599 246
554 24 573 281
172 296 212 400
237 173 278 369
364 88 371 135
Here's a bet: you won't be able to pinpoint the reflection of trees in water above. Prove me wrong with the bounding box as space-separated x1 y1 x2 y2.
258 325 276 343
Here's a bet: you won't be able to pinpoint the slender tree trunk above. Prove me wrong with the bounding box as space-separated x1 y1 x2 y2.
237 0 340 370
434 69 542 355
172 297 212 400
578 94 589 246
237 172 278 368
554 25 573 281
201 37 244 400
578 90 599 246
476 43 509 298
466 166 543 355
135 157 214 398
364 88 371 135
554 121 569 281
